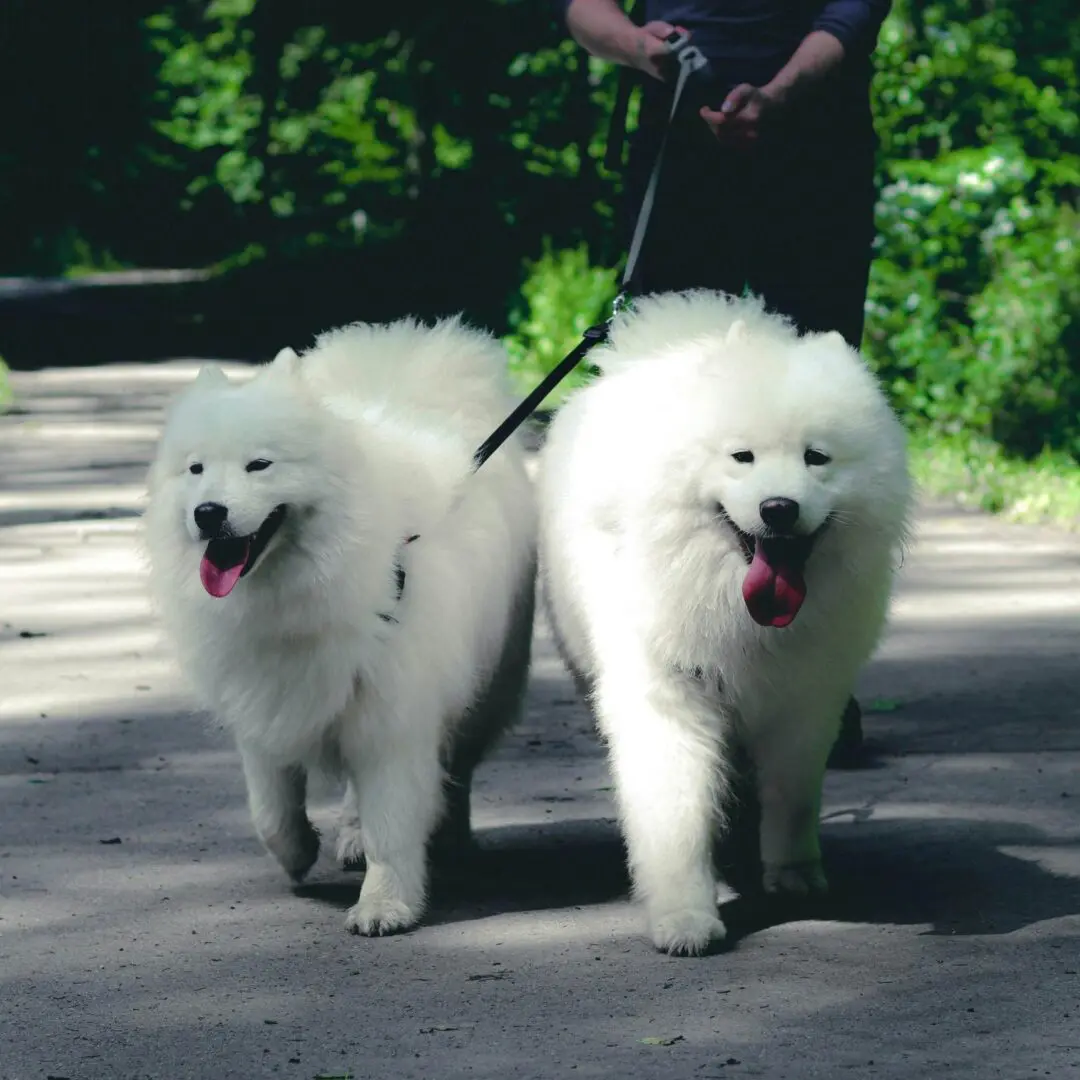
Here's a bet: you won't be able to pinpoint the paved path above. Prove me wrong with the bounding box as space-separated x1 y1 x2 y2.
1 363 1078 1080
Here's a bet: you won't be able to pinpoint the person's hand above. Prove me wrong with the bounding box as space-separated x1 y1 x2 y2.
627 20 686 81
700 83 786 146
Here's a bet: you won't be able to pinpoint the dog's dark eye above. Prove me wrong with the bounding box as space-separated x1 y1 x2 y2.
189 463 203 475
246 459 272 473
804 449 831 467
731 450 755 464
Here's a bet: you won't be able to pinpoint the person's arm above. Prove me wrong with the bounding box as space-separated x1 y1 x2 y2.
766 0 893 105
701 1 892 143
811 0 893 63
761 29 847 107
563 0 681 81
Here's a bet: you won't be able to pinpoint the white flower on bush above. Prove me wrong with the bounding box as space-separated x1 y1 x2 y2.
957 170 994 195
983 209 1016 243
881 179 941 204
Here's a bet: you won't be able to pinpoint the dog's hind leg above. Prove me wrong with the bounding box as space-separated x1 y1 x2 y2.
744 696 842 898
335 779 365 870
238 741 320 882
433 561 537 864
430 773 474 865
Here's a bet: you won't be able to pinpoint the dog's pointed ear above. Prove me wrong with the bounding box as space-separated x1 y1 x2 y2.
269 346 301 376
726 319 749 345
818 330 849 350
194 364 229 389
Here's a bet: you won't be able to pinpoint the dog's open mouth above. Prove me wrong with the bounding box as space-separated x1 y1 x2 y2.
717 506 828 629
199 505 287 598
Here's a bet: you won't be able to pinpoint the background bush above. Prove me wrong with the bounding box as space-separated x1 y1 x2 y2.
1 0 1078 466
865 0 1080 458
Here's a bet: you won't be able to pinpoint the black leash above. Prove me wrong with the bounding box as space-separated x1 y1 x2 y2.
471 29 712 474
381 31 715 620
470 316 613 471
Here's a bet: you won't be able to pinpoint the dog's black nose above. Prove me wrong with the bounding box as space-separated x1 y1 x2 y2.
194 501 228 537
759 497 800 532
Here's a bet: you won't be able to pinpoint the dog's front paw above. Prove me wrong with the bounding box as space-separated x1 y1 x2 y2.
345 895 421 937
762 859 828 897
650 908 727 957
335 825 366 871
263 819 320 882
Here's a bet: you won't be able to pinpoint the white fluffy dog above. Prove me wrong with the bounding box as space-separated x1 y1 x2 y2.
142 317 537 936
537 290 911 956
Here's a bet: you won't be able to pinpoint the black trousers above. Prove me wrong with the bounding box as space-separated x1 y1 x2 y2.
623 93 879 350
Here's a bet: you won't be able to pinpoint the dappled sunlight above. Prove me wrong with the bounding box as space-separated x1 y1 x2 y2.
3 574 153 612
2 364 1080 1078
882 613 1080 652
0 514 184 729
3 596 154 631
14 361 254 389
3 0 1079 1068
0 363 252 538
998 845 1080 881
1 851 261 942
826 799 1079 838
0 656 182 726
0 485 148 526
6 419 161 443
892 506 1080 621
421 903 640 950
1 625 161 666
1 518 152 585
893 584 1080 620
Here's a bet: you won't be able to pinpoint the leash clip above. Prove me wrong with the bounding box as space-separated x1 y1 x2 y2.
664 29 711 79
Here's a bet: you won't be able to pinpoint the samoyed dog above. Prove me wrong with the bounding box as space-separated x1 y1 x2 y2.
142 317 537 936
537 290 911 956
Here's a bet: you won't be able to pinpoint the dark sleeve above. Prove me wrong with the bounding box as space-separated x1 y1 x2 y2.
811 1 893 56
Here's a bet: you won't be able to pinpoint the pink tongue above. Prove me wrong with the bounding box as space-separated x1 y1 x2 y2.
199 541 250 598
742 543 807 628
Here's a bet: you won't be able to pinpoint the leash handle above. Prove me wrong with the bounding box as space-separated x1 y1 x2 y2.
620 32 705 293
662 29 716 82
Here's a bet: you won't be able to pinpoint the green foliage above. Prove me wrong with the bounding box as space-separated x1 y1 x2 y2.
910 429 1080 527
4 0 1080 500
504 242 617 403
137 1 625 265
145 2 399 241
865 0 1080 459
499 0 1080 471
0 356 12 413
59 234 132 279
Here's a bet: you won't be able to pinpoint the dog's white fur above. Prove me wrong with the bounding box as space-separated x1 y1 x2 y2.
142 316 537 935
537 290 912 956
